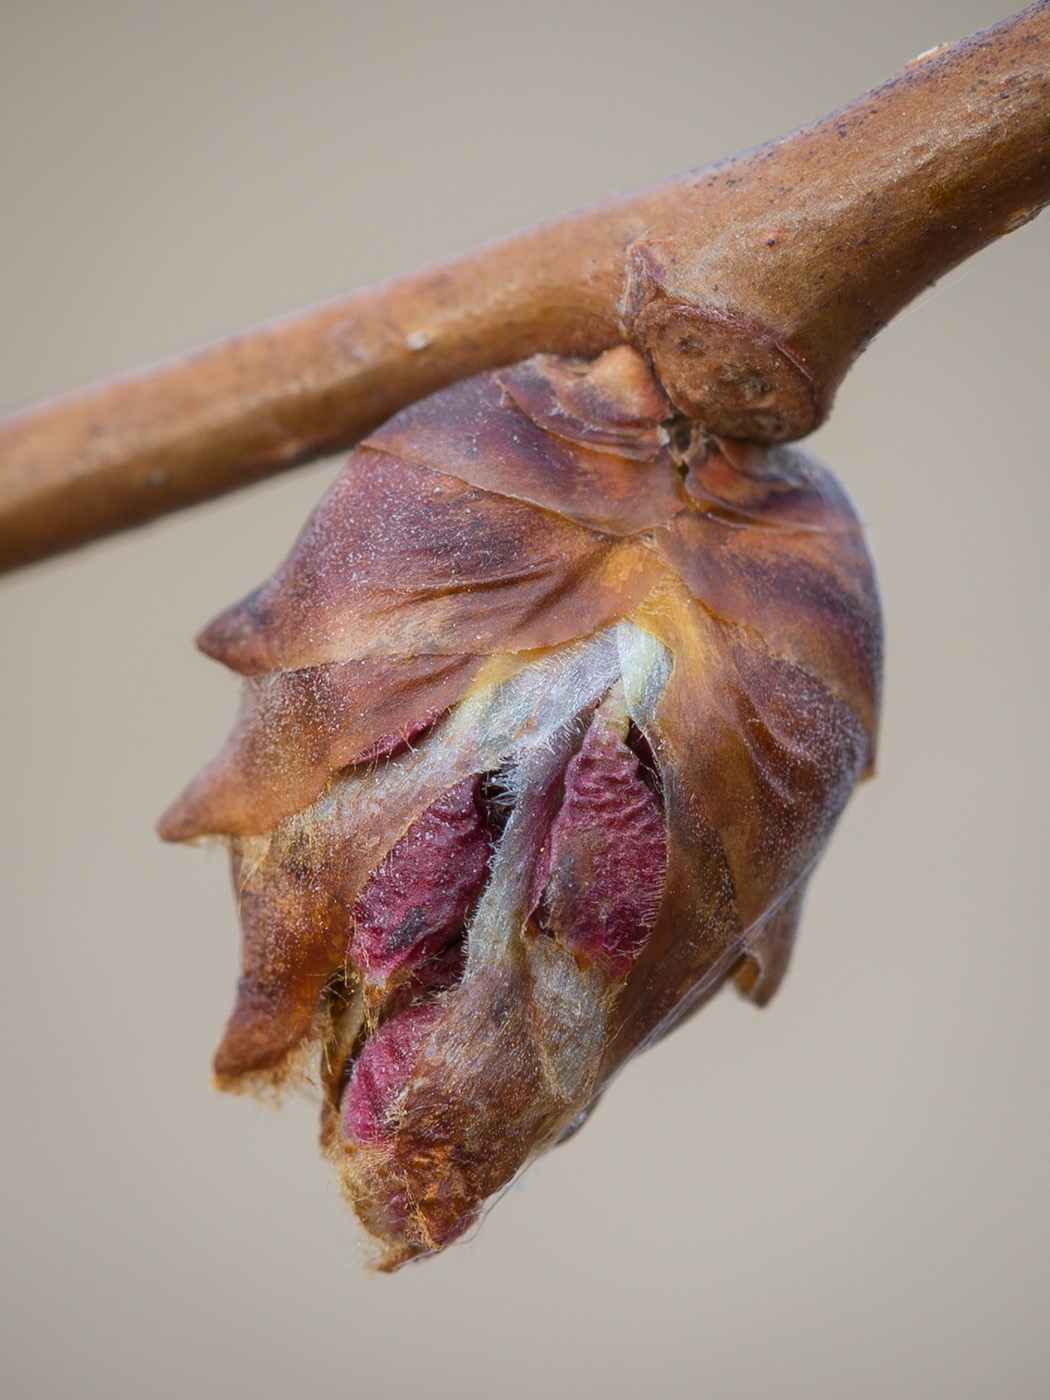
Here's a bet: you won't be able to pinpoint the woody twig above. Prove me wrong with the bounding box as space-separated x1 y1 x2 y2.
0 2 1047 574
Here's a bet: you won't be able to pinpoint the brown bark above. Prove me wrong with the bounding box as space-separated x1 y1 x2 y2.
1 2 1048 573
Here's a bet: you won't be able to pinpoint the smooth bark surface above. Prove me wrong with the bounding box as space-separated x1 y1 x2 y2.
0 2 1047 572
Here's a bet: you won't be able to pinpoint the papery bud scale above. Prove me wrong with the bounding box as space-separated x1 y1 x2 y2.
160 343 881 1268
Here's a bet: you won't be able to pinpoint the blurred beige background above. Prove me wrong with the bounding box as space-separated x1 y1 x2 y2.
1 1 1047 1396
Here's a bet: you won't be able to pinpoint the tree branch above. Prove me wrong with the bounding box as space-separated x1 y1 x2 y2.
1 2 1047 573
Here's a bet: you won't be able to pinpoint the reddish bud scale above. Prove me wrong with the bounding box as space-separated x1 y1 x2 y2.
349 775 491 987
344 1001 444 1147
161 342 881 1268
531 686 666 981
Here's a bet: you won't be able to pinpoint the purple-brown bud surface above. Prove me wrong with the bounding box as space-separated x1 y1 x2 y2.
160 344 881 1268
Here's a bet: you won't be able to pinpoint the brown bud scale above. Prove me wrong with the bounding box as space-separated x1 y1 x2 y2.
160 343 881 1267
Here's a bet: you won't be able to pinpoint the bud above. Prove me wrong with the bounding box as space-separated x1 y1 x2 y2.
159 344 881 1268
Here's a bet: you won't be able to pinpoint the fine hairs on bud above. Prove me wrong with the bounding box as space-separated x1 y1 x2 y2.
161 345 880 1267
